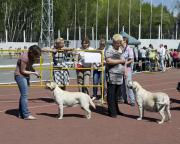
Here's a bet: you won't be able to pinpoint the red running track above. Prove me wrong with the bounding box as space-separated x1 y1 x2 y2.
0 68 179 144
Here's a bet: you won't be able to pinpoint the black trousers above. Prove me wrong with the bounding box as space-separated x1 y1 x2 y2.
107 83 122 116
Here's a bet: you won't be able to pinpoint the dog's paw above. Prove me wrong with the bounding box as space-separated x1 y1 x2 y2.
58 117 63 120
86 115 91 119
157 121 164 124
137 117 142 120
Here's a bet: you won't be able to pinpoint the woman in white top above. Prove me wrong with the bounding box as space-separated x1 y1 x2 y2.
74 37 94 94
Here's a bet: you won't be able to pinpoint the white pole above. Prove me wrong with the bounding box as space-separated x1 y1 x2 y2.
138 24 141 40
48 0 51 48
106 26 108 41
30 22 33 42
118 0 120 33
79 26 81 47
106 0 109 41
158 24 161 39
85 2 87 37
150 0 152 39
67 28 69 41
74 3 77 48
23 30 26 42
79 26 81 41
129 0 132 35
160 0 163 39
122 26 124 32
176 22 178 40
5 29 8 43
58 29 61 38
92 27 94 41
95 0 98 48
139 0 142 39
92 27 95 47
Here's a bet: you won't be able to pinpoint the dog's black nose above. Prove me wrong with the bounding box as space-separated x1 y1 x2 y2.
129 86 133 89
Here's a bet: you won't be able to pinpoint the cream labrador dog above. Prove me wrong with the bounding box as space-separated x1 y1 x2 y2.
45 82 96 119
128 81 171 124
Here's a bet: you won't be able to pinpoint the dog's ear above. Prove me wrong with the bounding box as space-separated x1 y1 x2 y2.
44 80 51 85
51 82 58 88
134 81 141 87
46 82 51 87
133 81 141 91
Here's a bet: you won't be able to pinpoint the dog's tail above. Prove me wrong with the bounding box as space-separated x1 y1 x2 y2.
89 97 96 109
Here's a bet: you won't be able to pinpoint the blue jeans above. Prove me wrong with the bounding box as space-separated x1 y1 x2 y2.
14 75 30 118
93 70 106 98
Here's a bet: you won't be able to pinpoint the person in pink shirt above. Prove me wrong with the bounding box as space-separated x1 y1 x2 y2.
14 45 41 120
122 37 135 106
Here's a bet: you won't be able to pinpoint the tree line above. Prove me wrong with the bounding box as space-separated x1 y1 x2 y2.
0 0 179 42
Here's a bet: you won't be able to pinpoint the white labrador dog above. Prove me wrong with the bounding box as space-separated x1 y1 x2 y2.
128 81 171 124
45 82 96 119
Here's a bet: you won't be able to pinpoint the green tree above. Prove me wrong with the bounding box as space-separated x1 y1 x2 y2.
0 0 177 41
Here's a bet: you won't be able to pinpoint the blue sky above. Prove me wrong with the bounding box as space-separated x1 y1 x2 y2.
143 0 179 16
143 0 179 11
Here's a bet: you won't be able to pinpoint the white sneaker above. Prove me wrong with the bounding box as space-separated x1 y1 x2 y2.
24 115 37 120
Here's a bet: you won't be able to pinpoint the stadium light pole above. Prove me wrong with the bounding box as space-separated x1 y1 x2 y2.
40 0 54 48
